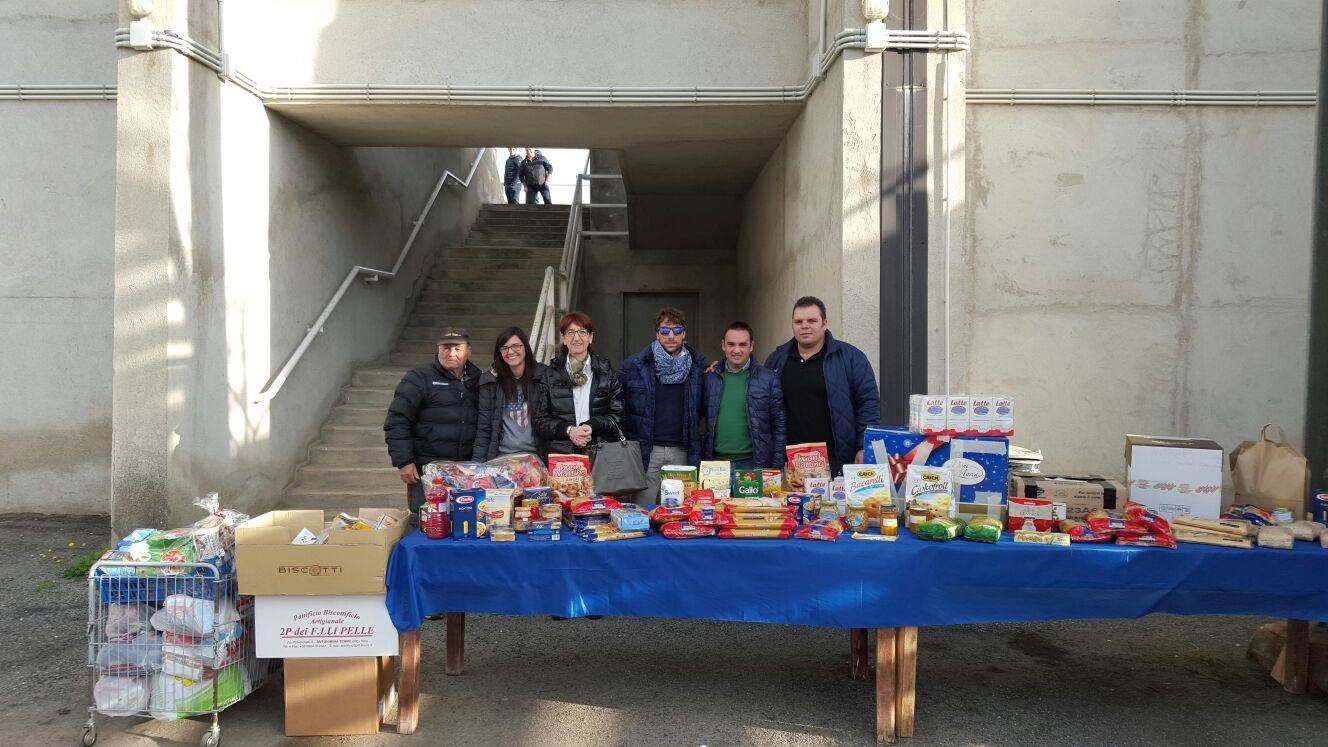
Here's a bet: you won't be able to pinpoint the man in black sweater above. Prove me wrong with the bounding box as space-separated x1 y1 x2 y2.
384 328 482 513
502 147 523 204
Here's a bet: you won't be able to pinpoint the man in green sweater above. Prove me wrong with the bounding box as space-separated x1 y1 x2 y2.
701 322 788 475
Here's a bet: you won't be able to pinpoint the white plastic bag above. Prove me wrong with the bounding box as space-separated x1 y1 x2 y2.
151 595 239 637
94 676 150 717
106 603 154 640
96 631 162 674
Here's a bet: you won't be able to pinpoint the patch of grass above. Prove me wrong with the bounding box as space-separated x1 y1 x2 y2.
34 581 53 592
62 548 107 579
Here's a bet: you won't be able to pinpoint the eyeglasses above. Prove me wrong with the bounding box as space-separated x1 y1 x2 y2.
499 343 525 355
563 329 591 339
658 326 685 336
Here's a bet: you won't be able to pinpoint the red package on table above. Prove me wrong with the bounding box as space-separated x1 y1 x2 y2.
795 520 841 542
649 505 689 527
570 496 621 516
1123 501 1173 536
1058 520 1113 543
688 506 735 527
1084 509 1148 536
660 521 717 539
1115 532 1177 549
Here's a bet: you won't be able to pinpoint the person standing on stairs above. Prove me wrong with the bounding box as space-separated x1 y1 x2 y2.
533 311 623 457
502 147 523 205
474 327 548 461
519 147 554 205
384 328 482 515
618 307 707 503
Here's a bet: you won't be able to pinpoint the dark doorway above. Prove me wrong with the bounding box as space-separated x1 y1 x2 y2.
622 292 701 362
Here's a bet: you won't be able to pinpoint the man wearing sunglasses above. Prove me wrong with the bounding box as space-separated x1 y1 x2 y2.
619 307 708 502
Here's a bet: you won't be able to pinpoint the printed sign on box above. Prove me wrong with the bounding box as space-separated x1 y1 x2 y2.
255 595 399 658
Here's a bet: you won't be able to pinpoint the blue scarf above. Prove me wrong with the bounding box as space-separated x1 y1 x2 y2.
651 341 691 385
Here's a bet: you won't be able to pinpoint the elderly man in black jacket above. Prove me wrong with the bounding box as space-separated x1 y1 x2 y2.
384 328 482 514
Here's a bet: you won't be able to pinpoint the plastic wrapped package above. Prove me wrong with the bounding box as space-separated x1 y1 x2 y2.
1288 520 1323 541
150 595 240 637
94 676 151 717
161 622 244 669
964 516 1002 543
96 631 162 675
106 603 154 639
148 663 247 720
485 453 548 489
1258 525 1295 550
917 516 966 542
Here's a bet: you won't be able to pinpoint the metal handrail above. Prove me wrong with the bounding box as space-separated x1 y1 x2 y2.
530 157 628 363
254 149 487 402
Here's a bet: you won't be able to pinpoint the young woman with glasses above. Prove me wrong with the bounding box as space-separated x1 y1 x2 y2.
532 311 624 457
473 327 548 461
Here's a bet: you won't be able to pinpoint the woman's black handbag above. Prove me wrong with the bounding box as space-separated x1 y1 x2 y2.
588 426 648 496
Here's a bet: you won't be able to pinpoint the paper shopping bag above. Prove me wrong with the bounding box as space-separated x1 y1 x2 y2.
1229 424 1309 517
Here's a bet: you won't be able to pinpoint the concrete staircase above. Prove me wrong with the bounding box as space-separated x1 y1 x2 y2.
282 203 571 511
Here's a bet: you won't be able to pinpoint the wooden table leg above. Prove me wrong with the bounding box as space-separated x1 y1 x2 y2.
397 629 421 735
445 612 466 676
895 627 917 738
851 628 871 681
1284 619 1310 694
875 628 897 745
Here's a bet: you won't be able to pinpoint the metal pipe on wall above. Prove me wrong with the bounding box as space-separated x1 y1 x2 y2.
1305 2 1328 497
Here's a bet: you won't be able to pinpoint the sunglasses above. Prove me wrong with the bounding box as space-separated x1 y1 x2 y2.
658 326 685 336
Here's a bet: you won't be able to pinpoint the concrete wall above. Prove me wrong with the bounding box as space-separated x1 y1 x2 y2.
110 2 499 530
228 0 809 88
736 50 882 365
0 2 117 513
960 1 1319 477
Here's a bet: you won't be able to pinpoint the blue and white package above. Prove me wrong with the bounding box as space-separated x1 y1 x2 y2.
863 426 1008 511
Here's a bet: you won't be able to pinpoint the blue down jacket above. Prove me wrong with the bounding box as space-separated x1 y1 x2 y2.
618 343 707 468
700 361 788 468
764 330 880 467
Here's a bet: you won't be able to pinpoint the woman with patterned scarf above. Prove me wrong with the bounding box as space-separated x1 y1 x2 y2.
532 311 624 457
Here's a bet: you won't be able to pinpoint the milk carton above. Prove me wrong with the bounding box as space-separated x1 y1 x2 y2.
992 396 1015 436
917 396 948 434
968 396 995 435
945 396 971 435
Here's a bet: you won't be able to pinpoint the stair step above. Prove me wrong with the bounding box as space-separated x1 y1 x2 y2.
423 278 546 294
412 300 537 316
294 465 405 490
351 366 410 388
282 487 407 512
320 424 386 445
464 237 564 247
341 386 395 405
399 325 526 342
438 246 563 261
473 219 573 230
469 230 566 241
328 404 391 426
482 204 570 213
408 313 534 329
430 259 552 275
311 444 393 467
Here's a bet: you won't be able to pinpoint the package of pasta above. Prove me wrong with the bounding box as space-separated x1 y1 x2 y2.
785 442 830 492
547 454 594 502
1123 501 1173 537
730 514 798 531
660 521 717 539
1116 532 1177 549
721 497 791 513
719 527 794 539
569 496 621 517
649 505 690 527
795 519 842 542
1058 519 1113 543
963 516 1002 543
916 516 966 542
761 469 785 496
689 505 735 527
1084 509 1148 536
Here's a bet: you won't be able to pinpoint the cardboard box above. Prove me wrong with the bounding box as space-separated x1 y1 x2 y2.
1125 435 1224 519
236 508 409 596
255 594 399 658
1009 474 1127 520
863 427 1008 509
284 655 394 736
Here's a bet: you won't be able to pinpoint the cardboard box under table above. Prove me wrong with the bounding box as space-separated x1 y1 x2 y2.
284 655 396 736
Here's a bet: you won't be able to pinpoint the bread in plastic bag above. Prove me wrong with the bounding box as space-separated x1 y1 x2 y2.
96 631 162 674
1288 520 1322 541
106 603 154 639
1257 525 1295 550
95 675 151 717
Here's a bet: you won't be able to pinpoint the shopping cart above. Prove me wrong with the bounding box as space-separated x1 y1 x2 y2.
83 560 270 747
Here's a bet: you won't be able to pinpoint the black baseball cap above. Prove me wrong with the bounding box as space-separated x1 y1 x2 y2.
438 328 471 345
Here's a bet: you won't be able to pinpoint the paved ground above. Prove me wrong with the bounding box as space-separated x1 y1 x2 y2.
3 513 1325 746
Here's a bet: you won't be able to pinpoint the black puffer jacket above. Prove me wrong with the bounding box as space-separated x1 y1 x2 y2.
533 353 624 456
473 363 549 461
384 359 482 468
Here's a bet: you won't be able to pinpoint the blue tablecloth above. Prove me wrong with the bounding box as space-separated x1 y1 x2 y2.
384 530 1328 631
